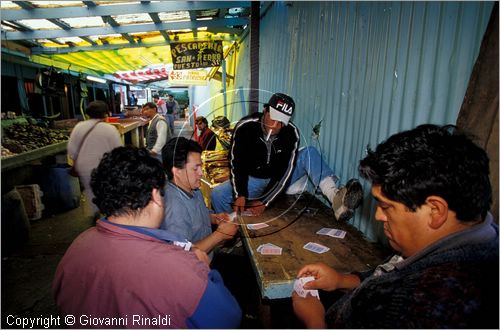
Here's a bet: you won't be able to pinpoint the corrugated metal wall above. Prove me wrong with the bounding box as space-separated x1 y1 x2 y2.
230 1 494 243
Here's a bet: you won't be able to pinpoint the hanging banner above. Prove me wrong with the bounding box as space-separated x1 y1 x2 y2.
170 40 223 70
169 70 208 86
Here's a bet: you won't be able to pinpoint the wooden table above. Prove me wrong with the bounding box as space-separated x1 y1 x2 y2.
109 118 149 147
238 193 388 300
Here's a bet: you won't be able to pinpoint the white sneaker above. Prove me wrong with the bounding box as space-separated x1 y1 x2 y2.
286 175 308 195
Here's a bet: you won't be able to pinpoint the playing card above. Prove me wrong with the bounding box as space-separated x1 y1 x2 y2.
257 243 282 255
260 246 282 255
316 228 332 235
330 229 346 239
293 276 319 299
303 242 330 254
316 228 347 239
247 222 269 230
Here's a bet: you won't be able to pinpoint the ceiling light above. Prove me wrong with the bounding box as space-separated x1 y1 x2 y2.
87 75 107 84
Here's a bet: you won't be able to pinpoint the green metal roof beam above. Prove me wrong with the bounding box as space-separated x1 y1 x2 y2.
2 17 248 41
1 1 251 21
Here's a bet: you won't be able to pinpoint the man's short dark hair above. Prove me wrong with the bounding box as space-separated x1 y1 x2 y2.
196 116 208 125
359 124 491 221
162 137 202 180
152 94 160 99
86 100 109 119
90 146 166 217
143 102 157 111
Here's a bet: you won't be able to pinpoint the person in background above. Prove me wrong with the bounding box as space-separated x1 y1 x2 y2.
67 100 122 219
195 116 217 151
165 94 179 132
53 146 242 328
142 101 170 162
129 92 138 106
152 94 167 116
161 137 238 259
292 124 499 329
211 93 363 221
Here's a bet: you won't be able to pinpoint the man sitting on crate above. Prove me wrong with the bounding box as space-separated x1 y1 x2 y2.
161 137 238 259
292 124 499 328
210 92 363 221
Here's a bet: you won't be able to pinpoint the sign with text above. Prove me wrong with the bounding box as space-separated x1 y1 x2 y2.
168 70 208 86
170 40 223 70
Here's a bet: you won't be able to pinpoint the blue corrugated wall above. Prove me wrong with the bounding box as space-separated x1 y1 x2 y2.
228 1 494 243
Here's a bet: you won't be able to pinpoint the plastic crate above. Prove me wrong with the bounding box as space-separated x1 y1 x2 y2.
14 184 45 221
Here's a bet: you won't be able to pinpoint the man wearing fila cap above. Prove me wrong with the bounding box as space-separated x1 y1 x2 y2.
211 93 363 221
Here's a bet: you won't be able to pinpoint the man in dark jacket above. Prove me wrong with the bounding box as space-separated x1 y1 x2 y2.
211 93 362 221
292 124 499 328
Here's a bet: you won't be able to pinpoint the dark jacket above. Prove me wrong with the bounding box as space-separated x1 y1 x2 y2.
327 214 499 328
230 112 300 206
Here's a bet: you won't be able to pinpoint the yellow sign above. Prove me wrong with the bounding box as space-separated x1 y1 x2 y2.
170 41 223 70
169 70 208 86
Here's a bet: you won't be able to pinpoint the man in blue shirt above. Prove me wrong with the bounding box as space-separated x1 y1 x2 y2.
161 137 238 258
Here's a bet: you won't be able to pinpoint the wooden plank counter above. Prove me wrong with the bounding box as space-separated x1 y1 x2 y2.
238 193 389 300
1 141 68 172
108 118 150 147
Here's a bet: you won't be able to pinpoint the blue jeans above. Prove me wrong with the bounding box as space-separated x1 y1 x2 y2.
210 146 336 213
165 113 175 132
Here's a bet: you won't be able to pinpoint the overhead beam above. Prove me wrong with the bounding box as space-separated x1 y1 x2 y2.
47 18 71 30
2 2 251 21
2 17 248 41
102 15 135 44
31 41 171 55
79 36 97 46
149 13 171 43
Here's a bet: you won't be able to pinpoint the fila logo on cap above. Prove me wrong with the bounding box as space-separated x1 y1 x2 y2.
276 100 293 114
268 93 295 125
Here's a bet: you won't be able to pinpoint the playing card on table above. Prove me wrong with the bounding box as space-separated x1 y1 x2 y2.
257 243 282 255
293 276 319 299
256 243 279 252
316 227 347 239
247 222 269 230
303 242 330 254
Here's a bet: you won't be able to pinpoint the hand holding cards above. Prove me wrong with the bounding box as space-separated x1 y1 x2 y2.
293 276 320 299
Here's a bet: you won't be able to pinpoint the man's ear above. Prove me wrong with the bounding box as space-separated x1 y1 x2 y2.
426 196 449 229
151 188 163 208
171 166 181 180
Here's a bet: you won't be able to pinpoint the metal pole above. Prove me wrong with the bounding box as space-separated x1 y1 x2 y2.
222 59 227 118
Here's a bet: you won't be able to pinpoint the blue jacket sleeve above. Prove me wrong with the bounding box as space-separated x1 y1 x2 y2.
186 270 242 329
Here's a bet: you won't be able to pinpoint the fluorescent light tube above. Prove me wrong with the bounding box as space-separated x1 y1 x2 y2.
87 75 107 84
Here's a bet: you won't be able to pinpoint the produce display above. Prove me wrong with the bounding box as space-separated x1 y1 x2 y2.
2 122 70 157
212 127 233 149
201 150 230 185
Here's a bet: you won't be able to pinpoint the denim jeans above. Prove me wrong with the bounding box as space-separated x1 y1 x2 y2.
210 146 336 213
165 113 175 133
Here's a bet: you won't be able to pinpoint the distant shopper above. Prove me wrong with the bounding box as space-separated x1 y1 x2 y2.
195 116 216 150
152 94 167 116
142 102 170 162
161 137 238 258
53 146 242 328
67 100 121 219
292 125 499 328
165 94 179 132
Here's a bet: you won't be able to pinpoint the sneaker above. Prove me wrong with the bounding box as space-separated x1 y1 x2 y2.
285 175 308 195
332 179 363 221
